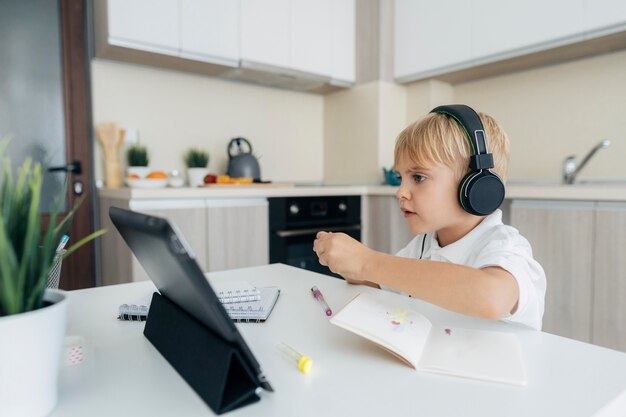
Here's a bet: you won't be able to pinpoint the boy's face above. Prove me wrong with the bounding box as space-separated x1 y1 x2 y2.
394 153 476 245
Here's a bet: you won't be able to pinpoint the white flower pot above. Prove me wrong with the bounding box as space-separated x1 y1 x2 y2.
0 289 68 417
187 167 209 187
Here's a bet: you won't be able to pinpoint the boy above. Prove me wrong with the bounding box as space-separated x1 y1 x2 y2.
313 104 546 330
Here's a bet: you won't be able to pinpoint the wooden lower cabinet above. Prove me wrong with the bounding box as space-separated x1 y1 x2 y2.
206 199 269 272
98 197 269 285
510 200 595 342
592 202 626 351
362 195 415 254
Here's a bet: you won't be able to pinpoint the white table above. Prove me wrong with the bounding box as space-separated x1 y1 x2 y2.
53 264 626 416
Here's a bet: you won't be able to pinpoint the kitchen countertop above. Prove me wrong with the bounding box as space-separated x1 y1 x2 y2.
97 183 626 202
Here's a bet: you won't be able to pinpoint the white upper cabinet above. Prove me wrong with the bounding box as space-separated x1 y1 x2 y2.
331 0 356 83
394 0 473 79
107 0 179 55
290 0 332 76
473 0 583 59
583 0 626 32
394 0 626 81
180 0 240 66
101 0 355 89
240 0 354 80
240 0 291 69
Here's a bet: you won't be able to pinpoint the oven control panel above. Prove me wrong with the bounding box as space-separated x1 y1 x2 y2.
269 196 361 230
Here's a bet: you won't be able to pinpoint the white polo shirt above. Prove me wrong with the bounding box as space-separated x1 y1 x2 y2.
393 209 546 330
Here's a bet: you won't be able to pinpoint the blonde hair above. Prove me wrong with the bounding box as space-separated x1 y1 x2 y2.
394 111 510 183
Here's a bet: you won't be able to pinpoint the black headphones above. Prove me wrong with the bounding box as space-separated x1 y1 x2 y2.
430 104 505 216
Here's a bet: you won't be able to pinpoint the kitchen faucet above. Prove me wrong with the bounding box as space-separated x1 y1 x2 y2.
562 139 611 184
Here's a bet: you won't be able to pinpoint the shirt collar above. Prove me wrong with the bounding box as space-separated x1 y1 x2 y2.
426 209 503 263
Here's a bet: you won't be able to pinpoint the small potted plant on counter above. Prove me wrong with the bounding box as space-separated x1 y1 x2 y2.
0 142 106 416
184 147 210 187
126 143 150 179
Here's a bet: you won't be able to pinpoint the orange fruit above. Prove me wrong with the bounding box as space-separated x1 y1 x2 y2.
127 173 140 180
146 170 168 179
232 177 253 184
216 175 232 184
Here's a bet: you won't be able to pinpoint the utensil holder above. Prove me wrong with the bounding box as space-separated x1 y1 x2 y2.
47 250 66 289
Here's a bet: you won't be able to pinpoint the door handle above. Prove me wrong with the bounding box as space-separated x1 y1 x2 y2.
48 160 82 175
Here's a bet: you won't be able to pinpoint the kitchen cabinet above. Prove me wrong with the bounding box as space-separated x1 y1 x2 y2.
96 0 354 90
363 195 415 255
290 0 332 76
179 0 240 66
98 197 269 285
583 0 626 32
330 0 355 84
592 202 626 352
107 0 179 56
394 0 626 82
129 200 209 282
510 200 626 352
239 0 291 69
96 0 240 71
472 0 583 59
510 200 594 343
206 199 269 272
240 0 352 81
394 0 472 79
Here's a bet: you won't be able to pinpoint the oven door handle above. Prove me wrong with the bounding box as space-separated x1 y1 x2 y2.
275 224 361 238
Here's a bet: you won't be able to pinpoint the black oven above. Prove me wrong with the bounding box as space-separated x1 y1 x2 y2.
269 196 361 278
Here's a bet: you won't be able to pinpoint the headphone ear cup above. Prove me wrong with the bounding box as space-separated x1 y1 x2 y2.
459 171 505 216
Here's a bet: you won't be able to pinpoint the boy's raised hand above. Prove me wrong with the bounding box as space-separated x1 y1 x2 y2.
313 231 376 285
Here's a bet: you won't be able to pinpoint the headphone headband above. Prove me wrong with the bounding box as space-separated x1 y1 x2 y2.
429 104 504 216
430 104 493 169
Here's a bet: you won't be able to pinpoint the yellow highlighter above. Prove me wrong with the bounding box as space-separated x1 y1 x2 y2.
277 342 313 374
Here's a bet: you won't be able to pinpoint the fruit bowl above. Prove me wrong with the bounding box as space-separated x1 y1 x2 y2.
126 178 168 188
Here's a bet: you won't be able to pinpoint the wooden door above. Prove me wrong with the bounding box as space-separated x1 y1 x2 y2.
0 0 95 289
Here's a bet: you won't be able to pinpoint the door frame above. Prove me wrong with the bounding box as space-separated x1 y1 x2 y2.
58 0 96 289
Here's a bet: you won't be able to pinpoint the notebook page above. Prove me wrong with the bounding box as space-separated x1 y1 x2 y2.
418 326 527 386
330 293 432 368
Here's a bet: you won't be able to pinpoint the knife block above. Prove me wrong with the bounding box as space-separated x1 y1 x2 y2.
95 122 124 188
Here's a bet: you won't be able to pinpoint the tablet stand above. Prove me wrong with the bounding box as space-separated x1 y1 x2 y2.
144 292 261 414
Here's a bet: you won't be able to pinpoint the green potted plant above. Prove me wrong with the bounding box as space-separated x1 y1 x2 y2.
0 143 105 416
184 148 210 187
126 144 150 179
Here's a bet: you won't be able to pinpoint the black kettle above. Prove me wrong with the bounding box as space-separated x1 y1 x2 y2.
226 137 261 181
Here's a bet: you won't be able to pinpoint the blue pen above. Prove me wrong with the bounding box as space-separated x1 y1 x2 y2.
56 235 69 253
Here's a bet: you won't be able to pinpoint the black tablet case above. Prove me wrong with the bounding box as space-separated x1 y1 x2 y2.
144 292 261 414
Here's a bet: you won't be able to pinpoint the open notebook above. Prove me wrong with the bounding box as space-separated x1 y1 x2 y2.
330 292 527 386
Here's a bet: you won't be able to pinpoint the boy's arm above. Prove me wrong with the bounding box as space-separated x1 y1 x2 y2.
365 253 519 320
314 231 519 320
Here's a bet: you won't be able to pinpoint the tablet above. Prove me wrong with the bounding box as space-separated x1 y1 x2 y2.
109 206 273 392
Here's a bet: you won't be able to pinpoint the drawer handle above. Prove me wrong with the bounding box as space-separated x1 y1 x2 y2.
276 224 361 238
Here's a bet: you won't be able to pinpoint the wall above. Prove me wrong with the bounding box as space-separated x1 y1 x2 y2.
92 49 626 186
323 80 406 184
91 59 324 184
453 50 626 181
